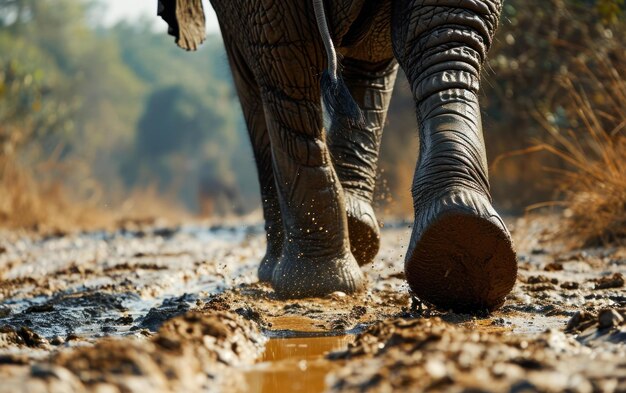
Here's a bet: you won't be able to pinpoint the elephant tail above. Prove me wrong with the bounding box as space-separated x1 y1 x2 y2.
312 0 365 129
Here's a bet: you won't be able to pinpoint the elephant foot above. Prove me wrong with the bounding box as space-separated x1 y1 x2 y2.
405 188 517 313
257 252 280 283
257 226 283 283
271 249 365 298
345 193 380 266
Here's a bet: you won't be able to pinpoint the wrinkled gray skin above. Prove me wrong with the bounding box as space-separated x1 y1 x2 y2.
159 0 518 312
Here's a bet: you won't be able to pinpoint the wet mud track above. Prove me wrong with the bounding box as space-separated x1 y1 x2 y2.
0 217 624 392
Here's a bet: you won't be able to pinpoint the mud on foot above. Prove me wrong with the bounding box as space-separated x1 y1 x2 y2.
271 250 365 299
405 188 518 313
345 194 380 267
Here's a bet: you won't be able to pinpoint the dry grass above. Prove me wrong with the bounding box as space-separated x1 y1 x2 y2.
533 58 626 247
0 154 191 234
0 155 105 233
115 186 192 229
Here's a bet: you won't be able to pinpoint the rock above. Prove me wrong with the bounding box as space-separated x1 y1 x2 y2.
0 306 11 317
594 272 624 289
0 326 48 348
526 275 555 284
565 311 596 333
327 291 347 300
525 283 556 292
598 309 624 329
114 315 134 325
424 359 447 379
560 281 579 290
544 262 564 271
18 327 49 348
136 294 195 331
25 303 55 313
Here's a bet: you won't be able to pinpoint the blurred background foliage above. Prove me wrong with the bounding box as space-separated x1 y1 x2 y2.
0 0 624 227
381 0 625 213
0 0 255 221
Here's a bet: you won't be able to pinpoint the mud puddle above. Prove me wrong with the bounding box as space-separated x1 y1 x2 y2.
0 215 625 392
241 316 356 393
239 315 518 393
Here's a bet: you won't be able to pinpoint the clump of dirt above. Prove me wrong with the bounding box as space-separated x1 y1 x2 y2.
194 283 410 336
0 326 48 349
0 311 264 393
326 317 626 392
136 293 197 331
566 308 626 345
593 272 625 290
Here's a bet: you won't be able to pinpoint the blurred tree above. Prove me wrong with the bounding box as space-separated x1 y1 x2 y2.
0 0 143 177
589 0 625 23
126 84 245 212
0 0 80 155
0 0 255 215
2 0 622 219
0 35 75 155
112 21 255 213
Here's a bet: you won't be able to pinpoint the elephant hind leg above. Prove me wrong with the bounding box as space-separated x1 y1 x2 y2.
222 37 283 282
327 57 398 266
391 0 517 312
261 84 365 298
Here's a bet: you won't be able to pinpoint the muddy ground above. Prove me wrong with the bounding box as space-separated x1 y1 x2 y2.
0 216 624 392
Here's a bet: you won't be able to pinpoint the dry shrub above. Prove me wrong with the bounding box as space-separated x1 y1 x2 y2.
0 155 104 232
536 58 626 247
0 154 190 234
115 186 192 228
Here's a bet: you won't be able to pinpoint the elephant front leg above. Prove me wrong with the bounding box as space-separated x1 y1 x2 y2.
327 58 398 267
263 91 365 298
392 0 517 312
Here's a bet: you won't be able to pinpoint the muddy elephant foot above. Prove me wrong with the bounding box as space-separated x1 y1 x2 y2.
271 249 365 299
257 230 283 282
257 249 281 283
345 194 380 267
405 188 517 313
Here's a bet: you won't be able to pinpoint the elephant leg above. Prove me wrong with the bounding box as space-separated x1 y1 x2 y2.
222 38 283 282
260 71 364 299
327 58 398 267
391 0 517 312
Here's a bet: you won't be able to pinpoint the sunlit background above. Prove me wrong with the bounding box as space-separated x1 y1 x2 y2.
0 0 624 235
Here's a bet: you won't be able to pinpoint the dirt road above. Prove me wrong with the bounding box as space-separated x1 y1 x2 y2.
0 216 624 392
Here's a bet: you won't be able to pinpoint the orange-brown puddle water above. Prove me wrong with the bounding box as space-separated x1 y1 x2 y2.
241 316 355 393
240 315 517 392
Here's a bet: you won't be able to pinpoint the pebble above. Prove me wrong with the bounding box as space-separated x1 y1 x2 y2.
0 306 11 318
598 309 624 329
